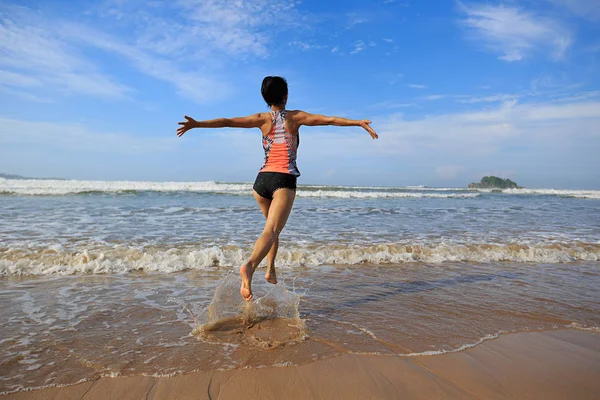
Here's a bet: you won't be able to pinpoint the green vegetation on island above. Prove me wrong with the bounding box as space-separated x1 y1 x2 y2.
468 176 521 189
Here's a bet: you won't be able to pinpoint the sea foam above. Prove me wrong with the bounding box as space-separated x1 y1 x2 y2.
2 178 599 198
2 241 598 276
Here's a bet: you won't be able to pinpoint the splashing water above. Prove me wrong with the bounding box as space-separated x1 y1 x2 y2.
189 274 308 349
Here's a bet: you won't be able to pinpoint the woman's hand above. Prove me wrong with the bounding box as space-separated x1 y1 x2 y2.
359 120 378 139
177 115 198 137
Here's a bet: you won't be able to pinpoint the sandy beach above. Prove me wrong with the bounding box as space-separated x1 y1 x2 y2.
3 329 598 400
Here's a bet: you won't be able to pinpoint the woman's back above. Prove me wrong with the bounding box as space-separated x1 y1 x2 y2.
259 110 300 177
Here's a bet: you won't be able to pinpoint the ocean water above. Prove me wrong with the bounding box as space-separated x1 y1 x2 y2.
1 178 599 394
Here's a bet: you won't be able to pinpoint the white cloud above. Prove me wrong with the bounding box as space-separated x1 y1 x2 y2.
408 84 427 89
369 101 418 109
289 41 326 51
54 24 232 104
0 85 51 103
331 46 339 53
420 95 445 101
383 38 394 43
550 91 600 103
346 13 368 28
545 0 600 21
0 5 131 99
350 40 367 55
0 1 304 103
0 70 40 87
375 99 600 157
100 0 302 59
0 117 175 154
458 94 518 104
459 3 571 62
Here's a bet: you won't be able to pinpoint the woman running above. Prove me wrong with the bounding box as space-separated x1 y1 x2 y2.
177 76 378 301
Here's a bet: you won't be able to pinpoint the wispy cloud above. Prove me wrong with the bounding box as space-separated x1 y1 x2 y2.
458 3 571 62
545 0 600 21
289 41 327 51
58 23 232 104
408 84 427 89
457 94 518 104
369 101 418 109
0 1 306 103
99 0 302 59
0 70 40 87
0 117 175 154
420 95 445 101
350 40 367 55
346 13 368 28
375 98 600 158
0 85 51 103
0 5 131 99
549 91 600 103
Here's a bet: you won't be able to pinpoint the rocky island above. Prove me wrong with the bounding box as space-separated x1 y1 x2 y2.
468 176 522 189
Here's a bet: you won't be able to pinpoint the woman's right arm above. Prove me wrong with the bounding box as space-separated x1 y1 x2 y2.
177 114 266 137
294 111 378 139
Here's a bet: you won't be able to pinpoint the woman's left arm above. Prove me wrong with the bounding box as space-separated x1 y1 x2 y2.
177 114 264 137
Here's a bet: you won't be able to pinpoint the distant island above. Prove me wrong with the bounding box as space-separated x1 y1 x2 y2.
0 173 65 180
468 176 522 189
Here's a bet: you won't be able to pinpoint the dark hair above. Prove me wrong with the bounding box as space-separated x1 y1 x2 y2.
261 76 288 106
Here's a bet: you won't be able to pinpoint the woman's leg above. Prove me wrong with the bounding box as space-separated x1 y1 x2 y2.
240 189 296 301
253 191 279 284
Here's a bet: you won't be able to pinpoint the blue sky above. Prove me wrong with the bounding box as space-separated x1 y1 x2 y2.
1 0 599 188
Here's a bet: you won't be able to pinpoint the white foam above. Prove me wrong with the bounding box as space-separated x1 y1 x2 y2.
2 241 598 276
485 188 600 199
567 322 600 332
296 190 479 199
0 179 478 198
403 332 502 357
3 178 598 198
0 179 252 195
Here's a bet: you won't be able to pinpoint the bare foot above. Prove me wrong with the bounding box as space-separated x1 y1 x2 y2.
265 265 277 284
240 263 254 302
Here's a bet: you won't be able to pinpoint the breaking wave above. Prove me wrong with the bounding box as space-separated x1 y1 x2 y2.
2 178 599 198
2 241 598 276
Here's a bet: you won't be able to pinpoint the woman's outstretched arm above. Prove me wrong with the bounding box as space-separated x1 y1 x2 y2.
177 114 265 137
293 111 378 139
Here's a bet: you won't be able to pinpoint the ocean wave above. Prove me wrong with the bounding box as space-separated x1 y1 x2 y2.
0 179 253 195
3 179 598 199
0 179 478 198
476 188 600 199
296 191 479 198
2 242 598 276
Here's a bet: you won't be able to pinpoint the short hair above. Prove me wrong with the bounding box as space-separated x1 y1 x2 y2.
261 76 288 106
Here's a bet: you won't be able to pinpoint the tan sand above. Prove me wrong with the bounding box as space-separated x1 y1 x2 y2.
4 329 599 400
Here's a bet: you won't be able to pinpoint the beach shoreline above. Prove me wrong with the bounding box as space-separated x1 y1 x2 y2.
4 329 599 400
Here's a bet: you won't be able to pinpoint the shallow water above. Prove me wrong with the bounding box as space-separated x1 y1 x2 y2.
1 261 599 393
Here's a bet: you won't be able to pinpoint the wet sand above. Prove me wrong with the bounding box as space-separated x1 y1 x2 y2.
4 329 599 400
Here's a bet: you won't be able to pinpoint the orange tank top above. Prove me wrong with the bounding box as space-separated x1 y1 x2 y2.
259 110 300 176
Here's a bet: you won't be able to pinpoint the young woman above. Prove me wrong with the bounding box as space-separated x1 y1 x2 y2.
177 76 378 301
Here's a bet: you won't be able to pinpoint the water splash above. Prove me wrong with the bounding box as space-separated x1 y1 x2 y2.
189 274 308 349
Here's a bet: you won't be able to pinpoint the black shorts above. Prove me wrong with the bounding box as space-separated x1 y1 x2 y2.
253 172 297 200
